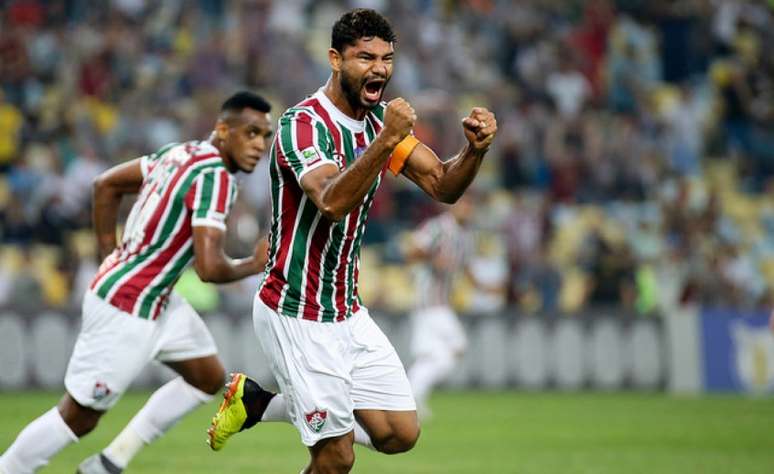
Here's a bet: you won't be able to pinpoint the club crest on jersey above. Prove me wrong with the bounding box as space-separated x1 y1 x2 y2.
93 381 111 400
304 408 328 433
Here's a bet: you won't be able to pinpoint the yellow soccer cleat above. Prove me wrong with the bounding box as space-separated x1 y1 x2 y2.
207 372 248 451
207 372 276 451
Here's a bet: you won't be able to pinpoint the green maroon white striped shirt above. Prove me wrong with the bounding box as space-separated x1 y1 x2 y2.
259 89 388 322
413 212 474 310
90 141 238 320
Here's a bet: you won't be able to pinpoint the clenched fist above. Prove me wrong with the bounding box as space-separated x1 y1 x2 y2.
462 107 497 152
382 98 416 144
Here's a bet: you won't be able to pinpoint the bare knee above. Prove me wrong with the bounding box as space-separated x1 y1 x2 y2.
311 437 355 473
374 424 420 455
58 393 103 437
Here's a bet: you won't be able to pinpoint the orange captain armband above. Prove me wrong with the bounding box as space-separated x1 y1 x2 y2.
388 135 420 176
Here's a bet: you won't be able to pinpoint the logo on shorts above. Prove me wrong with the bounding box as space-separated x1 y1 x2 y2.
93 381 112 400
304 408 328 433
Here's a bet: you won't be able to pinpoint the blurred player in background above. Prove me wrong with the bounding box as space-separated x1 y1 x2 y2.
206 8 497 474
404 193 497 419
0 92 273 474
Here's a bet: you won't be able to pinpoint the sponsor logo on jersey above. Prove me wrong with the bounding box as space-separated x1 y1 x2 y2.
304 408 328 433
301 147 322 166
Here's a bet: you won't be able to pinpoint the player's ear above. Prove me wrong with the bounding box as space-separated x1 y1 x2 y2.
328 48 342 72
215 119 229 142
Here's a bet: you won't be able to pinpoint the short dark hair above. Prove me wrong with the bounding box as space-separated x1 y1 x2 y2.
331 9 396 53
220 91 271 114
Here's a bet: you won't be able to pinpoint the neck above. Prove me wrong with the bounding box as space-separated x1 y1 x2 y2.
323 75 366 120
209 132 235 172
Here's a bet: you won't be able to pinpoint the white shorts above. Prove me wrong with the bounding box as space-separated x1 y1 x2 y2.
65 291 218 410
410 305 468 358
253 295 415 447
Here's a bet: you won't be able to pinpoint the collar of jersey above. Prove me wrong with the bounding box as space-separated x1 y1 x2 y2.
314 88 366 133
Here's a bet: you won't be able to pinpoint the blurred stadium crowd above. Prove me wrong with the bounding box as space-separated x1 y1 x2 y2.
1 0 774 317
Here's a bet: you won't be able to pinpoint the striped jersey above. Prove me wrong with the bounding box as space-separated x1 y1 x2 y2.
90 141 238 320
259 89 388 322
413 212 474 310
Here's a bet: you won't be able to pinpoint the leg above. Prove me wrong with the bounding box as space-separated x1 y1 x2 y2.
95 357 220 471
166 355 225 395
58 392 105 437
408 306 466 418
304 432 356 474
407 349 456 416
208 374 379 453
349 308 419 454
354 410 419 454
0 393 88 474
12 292 155 474
85 296 223 472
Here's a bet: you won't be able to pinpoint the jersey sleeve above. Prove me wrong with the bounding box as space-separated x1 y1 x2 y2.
140 142 178 178
139 154 157 179
276 110 336 183
184 168 237 231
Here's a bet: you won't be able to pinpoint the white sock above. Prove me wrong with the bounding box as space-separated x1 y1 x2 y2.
353 422 375 451
102 425 145 470
103 377 212 468
0 407 78 474
408 351 455 408
260 394 290 422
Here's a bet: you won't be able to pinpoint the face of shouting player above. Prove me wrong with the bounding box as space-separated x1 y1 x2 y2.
337 37 394 110
216 108 273 173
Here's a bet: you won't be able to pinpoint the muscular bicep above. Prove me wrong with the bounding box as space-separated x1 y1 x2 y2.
298 162 340 219
401 143 444 199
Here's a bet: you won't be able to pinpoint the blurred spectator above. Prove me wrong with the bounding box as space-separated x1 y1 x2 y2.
581 229 636 309
1 0 773 315
546 50 591 120
0 91 23 171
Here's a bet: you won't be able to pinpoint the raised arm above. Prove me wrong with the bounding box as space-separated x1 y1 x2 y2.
401 107 497 203
299 98 415 222
192 229 268 283
92 158 144 261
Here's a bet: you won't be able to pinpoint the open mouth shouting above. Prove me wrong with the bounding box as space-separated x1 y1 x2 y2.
362 77 386 105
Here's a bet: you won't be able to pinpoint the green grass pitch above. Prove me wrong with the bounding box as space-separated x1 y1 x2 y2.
1 391 773 473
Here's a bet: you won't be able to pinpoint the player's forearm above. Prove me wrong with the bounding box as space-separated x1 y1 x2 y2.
319 133 398 221
434 144 487 203
92 183 122 262
92 160 144 261
196 255 262 283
